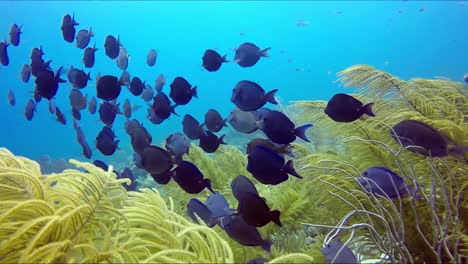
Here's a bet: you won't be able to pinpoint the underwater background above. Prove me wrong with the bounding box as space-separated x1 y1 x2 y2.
0 1 467 264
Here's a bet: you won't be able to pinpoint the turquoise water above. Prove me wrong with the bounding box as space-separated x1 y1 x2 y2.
0 1 467 163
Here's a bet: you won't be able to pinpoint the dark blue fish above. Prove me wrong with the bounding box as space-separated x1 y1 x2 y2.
231 80 277 111
147 107 164 124
147 49 157 67
171 161 215 194
247 138 294 158
141 84 154 102
98 101 121 126
0 41 10 66
61 13 79 43
118 168 138 191
247 258 269 264
237 192 281 227
186 198 219 227
391 119 468 158
73 120 91 158
321 241 357 264
464 73 468 83
72 107 81 120
130 127 152 155
199 131 225 153
165 132 190 164
202 49 228 72
96 126 119 156
204 109 228 132
9 24 22 46
234 42 270 68
169 77 197 105
88 96 97 114
261 110 312 144
150 170 172 185
8 89 15 106
247 145 302 185
133 153 144 169
324 93 375 122
205 193 236 218
75 27 93 49
182 114 205 140
67 66 91 89
104 35 120 59
69 89 87 110
223 215 272 252
152 91 177 120
130 76 145 96
227 108 261 134
155 74 166 93
20 64 31 83
35 67 66 100
123 99 132 119
24 99 36 121
33 87 42 103
141 145 173 175
231 175 259 201
83 43 98 68
30 46 51 77
96 75 125 101
358 166 420 200
93 160 108 171
55 106 66 125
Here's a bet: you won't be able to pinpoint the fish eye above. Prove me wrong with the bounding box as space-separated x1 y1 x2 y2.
363 172 368 176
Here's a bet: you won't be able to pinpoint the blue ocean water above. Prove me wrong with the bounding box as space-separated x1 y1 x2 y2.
0 1 466 164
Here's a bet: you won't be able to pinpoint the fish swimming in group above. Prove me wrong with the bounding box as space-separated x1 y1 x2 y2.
227 108 261 134
72 107 81 120
222 215 272 252
324 93 375 122
391 119 468 158
95 126 119 156
83 43 98 68
0 40 10 66
202 49 229 72
35 66 66 100
96 75 126 101
61 13 79 43
8 89 15 106
154 74 166 93
165 132 190 164
9 24 22 46
98 101 121 126
55 106 66 125
140 145 173 175
247 138 294 158
171 160 215 194
204 109 228 132
199 130 225 153
88 96 97 114
261 110 312 144
236 191 281 227
24 99 36 121
75 27 94 49
141 84 154 102
321 241 358 264
68 66 91 89
129 76 145 96
464 73 468 83
151 91 177 121
234 42 270 68
231 80 277 111
183 114 205 140
20 64 31 83
116 46 129 70
231 175 259 201
104 34 120 59
123 99 132 118
169 77 198 105
146 49 157 67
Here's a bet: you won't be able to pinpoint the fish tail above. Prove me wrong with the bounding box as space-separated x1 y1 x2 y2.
294 124 313 142
265 89 278 104
87 71 92 81
89 27 94 37
284 160 302 179
115 103 122 114
221 54 229 63
44 60 52 69
170 105 179 116
261 239 272 253
204 179 216 194
449 146 468 159
218 134 226 145
260 47 271 58
361 103 375 117
191 86 198 98
269 210 282 226
222 117 229 127
281 144 295 157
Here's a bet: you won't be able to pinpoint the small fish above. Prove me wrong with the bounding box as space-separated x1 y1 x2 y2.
165 132 190 164
419 5 427 12
128 121 152 155
116 47 129 70
231 80 277 111
202 49 229 72
68 66 91 89
33 87 42 103
261 110 312 144
96 126 119 156
35 67 66 100
154 74 166 93
7 89 15 106
55 106 66 125
9 24 22 46
321 241 357 264
98 101 121 126
96 75 124 101
150 170 172 185
296 20 310 27
88 96 97 114
120 71 130 85
231 175 259 201
69 89 87 110
61 13 79 43
147 107 164 124
118 168 138 191
24 99 36 121
93 160 108 171
247 138 294 158
247 145 302 185
123 98 132 119
227 108 261 134
48 100 56 114
171 161 215 194
140 145 173 175
358 166 420 200
186 198 219 227
129 76 145 96
234 42 270 68
204 109 228 132
223 215 272 252
464 73 468 83
72 107 81 120
0 41 10 66
146 49 157 67
237 192 281 227
391 120 468 158
20 64 31 83
83 43 98 68
205 193 236 218
141 84 154 102
152 91 177 120
199 131 225 153
169 77 198 105
75 27 94 49
183 114 205 140
104 35 120 59
324 94 375 123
